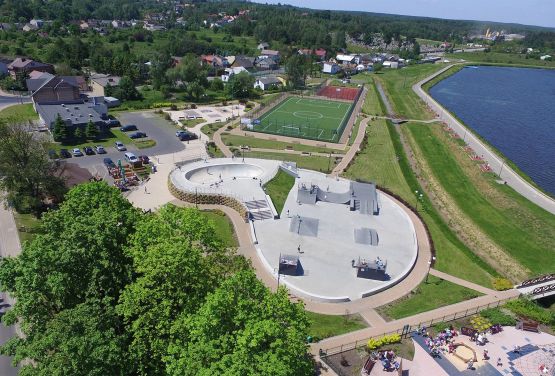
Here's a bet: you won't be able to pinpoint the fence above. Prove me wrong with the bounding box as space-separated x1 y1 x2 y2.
320 296 514 360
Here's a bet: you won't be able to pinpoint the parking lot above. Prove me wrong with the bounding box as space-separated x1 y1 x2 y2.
61 111 187 178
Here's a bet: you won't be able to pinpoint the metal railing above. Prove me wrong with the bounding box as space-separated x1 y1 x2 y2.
320 296 514 359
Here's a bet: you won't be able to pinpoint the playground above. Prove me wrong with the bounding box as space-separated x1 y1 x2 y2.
251 96 354 142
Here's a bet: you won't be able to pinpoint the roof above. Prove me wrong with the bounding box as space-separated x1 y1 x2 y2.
315 48 326 56
336 54 356 62
28 75 80 95
8 58 52 70
90 73 121 87
260 49 279 56
35 101 106 126
28 70 53 80
256 76 281 85
232 56 255 69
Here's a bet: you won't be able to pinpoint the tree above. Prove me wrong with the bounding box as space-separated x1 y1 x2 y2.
188 80 205 101
286 54 310 89
52 113 68 141
116 76 141 101
0 122 66 213
210 78 224 91
166 270 313 376
373 62 383 73
226 72 255 99
85 119 98 140
74 126 85 140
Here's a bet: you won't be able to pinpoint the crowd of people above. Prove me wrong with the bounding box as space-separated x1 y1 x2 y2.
373 350 401 371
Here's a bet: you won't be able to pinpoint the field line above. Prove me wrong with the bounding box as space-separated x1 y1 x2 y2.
260 97 294 121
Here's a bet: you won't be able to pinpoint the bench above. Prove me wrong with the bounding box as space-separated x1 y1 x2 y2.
517 319 540 333
362 357 375 375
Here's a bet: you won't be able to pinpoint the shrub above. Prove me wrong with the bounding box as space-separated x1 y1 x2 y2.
153 102 173 108
505 298 555 325
191 104 197 109
469 315 492 332
367 333 401 351
170 104 178 111
492 278 513 291
479 308 517 326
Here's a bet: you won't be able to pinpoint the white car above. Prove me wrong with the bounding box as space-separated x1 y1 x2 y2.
115 141 126 151
124 152 138 164
72 148 83 157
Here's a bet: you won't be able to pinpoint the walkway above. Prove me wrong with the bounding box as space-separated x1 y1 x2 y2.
374 115 441 124
331 116 369 176
413 64 555 215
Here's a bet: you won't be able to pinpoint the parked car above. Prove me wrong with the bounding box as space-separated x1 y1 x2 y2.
105 119 120 127
138 155 150 164
124 152 139 164
120 124 138 132
83 146 95 155
94 145 106 154
115 141 126 151
103 158 116 169
72 148 83 157
129 131 147 139
48 149 59 160
177 130 198 141
60 149 71 158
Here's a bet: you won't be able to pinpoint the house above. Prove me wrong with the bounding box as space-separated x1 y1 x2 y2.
30 19 44 28
314 48 327 61
35 99 107 130
255 56 279 71
201 54 228 68
231 56 255 70
298 49 312 56
28 76 81 105
540 55 552 61
22 23 37 32
90 74 122 96
221 67 248 82
382 61 399 69
259 49 280 60
257 42 269 51
323 63 340 74
7 58 54 79
336 54 358 64
254 76 282 91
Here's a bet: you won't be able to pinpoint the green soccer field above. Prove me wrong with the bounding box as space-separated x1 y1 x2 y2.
252 97 353 142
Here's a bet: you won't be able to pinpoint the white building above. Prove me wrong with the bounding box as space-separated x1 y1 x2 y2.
221 67 248 82
254 76 282 91
322 63 340 74
540 55 552 61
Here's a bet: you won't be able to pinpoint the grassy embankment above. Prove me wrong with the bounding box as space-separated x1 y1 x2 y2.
445 51 555 69
0 103 38 123
263 169 295 214
373 63 555 280
344 77 496 287
377 275 483 320
307 311 367 341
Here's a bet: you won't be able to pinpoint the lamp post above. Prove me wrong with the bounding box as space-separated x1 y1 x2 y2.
498 159 506 178
425 256 436 283
414 190 423 211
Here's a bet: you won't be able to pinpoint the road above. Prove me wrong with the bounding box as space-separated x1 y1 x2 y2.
413 64 555 215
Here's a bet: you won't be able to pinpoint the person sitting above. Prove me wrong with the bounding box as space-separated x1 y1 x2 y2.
467 360 474 370
483 349 489 360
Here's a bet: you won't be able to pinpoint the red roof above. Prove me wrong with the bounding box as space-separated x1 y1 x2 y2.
315 49 326 57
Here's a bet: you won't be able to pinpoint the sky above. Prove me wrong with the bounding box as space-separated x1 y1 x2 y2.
252 0 555 29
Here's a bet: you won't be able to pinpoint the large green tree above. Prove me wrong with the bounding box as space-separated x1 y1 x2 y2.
0 122 66 213
226 71 255 99
286 54 311 89
52 113 68 142
166 270 313 376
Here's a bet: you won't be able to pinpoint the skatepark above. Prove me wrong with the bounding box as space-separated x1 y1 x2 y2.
170 158 419 302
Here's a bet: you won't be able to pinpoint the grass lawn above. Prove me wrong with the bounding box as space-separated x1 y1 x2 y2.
263 170 295 214
201 123 225 139
180 118 205 128
254 96 353 142
344 84 496 287
13 212 43 244
307 311 367 341
405 123 555 277
257 93 283 106
221 133 342 154
376 275 483 321
247 151 338 174
201 210 238 248
372 64 445 120
0 103 38 123
348 117 361 146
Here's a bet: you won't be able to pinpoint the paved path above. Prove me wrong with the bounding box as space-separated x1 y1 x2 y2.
413 64 555 215
331 117 369 176
374 115 441 124
247 147 344 158
429 269 497 295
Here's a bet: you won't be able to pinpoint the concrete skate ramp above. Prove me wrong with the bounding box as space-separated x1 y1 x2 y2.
185 163 263 183
315 187 352 204
354 228 379 246
289 216 319 237
351 182 379 215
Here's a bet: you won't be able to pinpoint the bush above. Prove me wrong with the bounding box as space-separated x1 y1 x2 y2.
367 333 401 351
469 315 492 332
479 308 517 326
153 102 173 108
505 298 555 325
170 104 178 111
492 278 513 291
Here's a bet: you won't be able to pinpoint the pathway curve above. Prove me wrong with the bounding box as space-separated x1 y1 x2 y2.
429 269 497 295
331 116 369 176
413 64 555 215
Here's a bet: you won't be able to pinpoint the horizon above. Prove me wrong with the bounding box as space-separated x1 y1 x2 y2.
251 0 555 29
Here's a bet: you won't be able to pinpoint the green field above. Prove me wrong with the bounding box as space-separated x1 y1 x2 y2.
252 97 353 142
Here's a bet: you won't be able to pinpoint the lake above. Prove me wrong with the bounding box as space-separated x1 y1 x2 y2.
429 65 555 197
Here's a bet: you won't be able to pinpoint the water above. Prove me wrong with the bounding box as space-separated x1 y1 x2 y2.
429 66 555 197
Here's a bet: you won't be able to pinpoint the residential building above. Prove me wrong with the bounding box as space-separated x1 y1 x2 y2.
260 49 280 60
231 56 255 70
254 76 282 91
221 67 248 82
90 74 122 96
35 99 107 130
255 56 279 71
382 61 399 69
336 54 358 64
323 63 340 74
257 42 270 51
28 76 81 105
7 58 54 79
201 54 228 68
